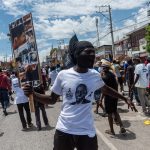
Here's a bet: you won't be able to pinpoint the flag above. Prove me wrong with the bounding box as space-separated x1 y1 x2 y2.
65 34 78 68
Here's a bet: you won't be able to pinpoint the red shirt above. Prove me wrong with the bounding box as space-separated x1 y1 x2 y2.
0 73 11 91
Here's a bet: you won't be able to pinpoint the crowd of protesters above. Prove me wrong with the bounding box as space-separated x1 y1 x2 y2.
94 56 150 116
0 38 150 149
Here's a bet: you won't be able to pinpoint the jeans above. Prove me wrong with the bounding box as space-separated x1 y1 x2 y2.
0 89 9 111
137 88 149 112
53 130 98 150
130 87 140 103
34 101 48 128
17 102 32 128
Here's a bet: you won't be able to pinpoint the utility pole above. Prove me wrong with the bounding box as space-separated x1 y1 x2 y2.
95 18 100 47
108 5 115 59
96 5 115 59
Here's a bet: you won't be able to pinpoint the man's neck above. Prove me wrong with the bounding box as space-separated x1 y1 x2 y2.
73 65 88 73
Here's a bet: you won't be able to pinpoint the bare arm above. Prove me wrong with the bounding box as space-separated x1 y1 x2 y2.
133 74 139 87
101 85 127 103
101 85 138 112
33 91 59 105
23 84 59 105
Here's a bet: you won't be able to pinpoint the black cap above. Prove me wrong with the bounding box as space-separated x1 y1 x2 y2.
74 41 94 57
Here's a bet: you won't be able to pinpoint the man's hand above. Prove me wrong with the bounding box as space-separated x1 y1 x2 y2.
130 84 135 92
22 84 33 97
126 98 138 112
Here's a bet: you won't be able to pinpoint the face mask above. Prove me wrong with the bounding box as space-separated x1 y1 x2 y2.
76 55 95 68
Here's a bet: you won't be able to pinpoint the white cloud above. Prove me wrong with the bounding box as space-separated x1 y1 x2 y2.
111 0 147 10
0 0 149 61
0 32 7 40
38 48 50 62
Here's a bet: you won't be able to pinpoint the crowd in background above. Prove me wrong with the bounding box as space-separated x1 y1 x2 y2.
0 56 150 133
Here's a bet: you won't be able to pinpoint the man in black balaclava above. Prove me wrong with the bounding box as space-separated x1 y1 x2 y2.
73 41 95 68
23 37 137 150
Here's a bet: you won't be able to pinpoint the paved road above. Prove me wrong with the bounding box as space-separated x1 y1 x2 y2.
0 94 150 150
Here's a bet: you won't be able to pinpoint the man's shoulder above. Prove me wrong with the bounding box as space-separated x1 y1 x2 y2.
135 64 142 69
57 68 73 76
89 68 100 74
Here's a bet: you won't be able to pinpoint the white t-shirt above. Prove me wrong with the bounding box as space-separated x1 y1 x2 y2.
113 64 121 77
134 64 148 88
49 70 58 86
12 77 28 104
147 63 150 87
51 67 105 137
98 67 102 73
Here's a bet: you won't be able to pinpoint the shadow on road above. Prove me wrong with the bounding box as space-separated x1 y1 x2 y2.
117 102 125 106
112 129 136 140
45 106 54 109
24 125 55 132
42 126 55 131
122 120 131 128
118 108 129 113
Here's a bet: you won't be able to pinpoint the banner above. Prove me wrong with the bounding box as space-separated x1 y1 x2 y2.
9 13 41 112
9 13 40 85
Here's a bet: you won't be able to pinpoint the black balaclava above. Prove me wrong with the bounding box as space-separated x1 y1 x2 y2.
74 41 95 68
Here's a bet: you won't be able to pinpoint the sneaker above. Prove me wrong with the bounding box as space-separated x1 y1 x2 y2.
28 123 33 128
37 126 42 131
119 127 126 134
3 110 8 116
22 127 27 131
102 112 108 117
136 102 141 106
45 123 50 127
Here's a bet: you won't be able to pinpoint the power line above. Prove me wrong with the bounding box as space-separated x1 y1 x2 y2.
96 5 115 58
99 32 111 40
92 32 111 45
113 9 147 23
103 0 112 6
113 18 150 32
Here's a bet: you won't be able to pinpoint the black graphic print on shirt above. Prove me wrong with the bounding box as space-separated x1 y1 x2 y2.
66 88 73 100
70 84 90 105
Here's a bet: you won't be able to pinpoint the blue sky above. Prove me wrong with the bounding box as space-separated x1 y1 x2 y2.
0 0 149 62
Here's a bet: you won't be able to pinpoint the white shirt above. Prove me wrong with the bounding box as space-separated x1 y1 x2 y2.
147 63 150 87
134 64 148 88
113 64 121 77
12 77 28 104
49 70 58 86
98 67 102 73
51 68 105 137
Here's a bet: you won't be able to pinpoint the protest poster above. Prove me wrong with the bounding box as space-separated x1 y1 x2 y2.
9 13 41 111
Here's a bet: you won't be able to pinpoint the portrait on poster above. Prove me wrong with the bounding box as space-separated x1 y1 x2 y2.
9 13 38 67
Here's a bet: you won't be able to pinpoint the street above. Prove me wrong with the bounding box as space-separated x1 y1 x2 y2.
0 92 150 150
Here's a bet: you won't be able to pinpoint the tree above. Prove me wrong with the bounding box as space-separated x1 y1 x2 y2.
145 24 150 53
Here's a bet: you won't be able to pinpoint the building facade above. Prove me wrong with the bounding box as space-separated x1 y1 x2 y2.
95 45 112 61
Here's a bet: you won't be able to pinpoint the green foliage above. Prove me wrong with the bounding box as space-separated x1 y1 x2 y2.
145 25 150 53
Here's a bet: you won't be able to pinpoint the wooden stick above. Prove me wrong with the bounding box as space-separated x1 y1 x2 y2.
29 94 35 112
